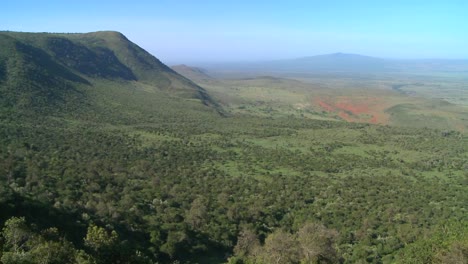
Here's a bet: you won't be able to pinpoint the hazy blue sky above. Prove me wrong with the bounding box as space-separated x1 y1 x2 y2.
2 0 468 63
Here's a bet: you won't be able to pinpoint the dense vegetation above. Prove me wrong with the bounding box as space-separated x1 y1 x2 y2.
0 31 467 263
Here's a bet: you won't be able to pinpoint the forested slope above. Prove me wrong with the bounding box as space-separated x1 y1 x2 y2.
0 31 466 264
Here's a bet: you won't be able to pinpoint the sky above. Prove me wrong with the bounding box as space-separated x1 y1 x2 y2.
2 0 468 64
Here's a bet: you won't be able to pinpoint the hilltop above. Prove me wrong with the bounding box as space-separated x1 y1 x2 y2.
0 31 218 116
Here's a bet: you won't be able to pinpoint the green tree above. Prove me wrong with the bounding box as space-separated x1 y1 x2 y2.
29 239 78 264
1 217 33 264
259 229 300 264
233 227 260 260
297 222 339 263
1 217 83 264
1 217 32 254
185 197 208 230
84 224 119 264
160 230 188 259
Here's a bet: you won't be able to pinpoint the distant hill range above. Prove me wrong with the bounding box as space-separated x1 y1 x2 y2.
200 52 468 76
0 31 217 113
267 53 387 72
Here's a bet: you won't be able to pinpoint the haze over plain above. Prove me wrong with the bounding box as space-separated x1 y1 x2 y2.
2 0 468 64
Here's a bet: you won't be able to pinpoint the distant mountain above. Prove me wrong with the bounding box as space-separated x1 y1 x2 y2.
171 64 215 83
386 58 468 72
0 31 218 113
200 53 468 77
200 53 389 76
276 53 387 72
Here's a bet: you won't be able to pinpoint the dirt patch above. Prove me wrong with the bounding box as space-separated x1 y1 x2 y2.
315 97 390 124
317 100 335 112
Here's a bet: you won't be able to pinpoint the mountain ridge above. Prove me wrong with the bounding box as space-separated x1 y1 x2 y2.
0 30 219 112
294 52 383 60
200 52 468 76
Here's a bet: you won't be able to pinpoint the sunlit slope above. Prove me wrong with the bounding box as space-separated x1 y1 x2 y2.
0 31 219 117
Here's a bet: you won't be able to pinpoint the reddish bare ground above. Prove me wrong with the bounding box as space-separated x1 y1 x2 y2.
336 100 370 115
314 97 390 124
317 100 335 112
338 111 352 122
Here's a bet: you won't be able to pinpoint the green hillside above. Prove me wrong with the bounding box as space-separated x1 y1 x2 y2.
0 33 89 111
0 31 217 113
0 31 467 264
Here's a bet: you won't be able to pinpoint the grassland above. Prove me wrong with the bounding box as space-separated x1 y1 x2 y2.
179 70 468 132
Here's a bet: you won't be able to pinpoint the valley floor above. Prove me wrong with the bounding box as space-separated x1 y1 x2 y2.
1 90 467 263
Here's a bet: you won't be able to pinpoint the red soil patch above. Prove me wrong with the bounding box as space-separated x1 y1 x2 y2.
314 97 390 125
335 100 370 115
317 100 335 112
338 111 353 122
